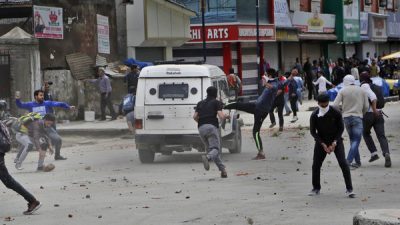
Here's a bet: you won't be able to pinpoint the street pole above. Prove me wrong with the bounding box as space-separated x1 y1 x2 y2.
256 0 260 94
201 0 206 63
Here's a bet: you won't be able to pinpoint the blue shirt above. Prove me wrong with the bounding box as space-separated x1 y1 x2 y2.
255 80 278 113
88 75 112 94
16 99 70 117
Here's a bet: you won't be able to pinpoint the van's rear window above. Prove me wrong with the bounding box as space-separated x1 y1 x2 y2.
159 83 189 99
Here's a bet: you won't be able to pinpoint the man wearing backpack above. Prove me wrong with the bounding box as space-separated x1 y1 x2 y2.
360 72 391 167
122 94 135 134
227 68 241 99
16 89 74 160
14 113 56 171
0 121 42 215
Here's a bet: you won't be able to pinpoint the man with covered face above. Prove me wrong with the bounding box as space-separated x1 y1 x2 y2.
16 89 75 160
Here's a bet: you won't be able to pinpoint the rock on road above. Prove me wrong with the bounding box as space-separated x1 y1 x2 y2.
1 102 400 225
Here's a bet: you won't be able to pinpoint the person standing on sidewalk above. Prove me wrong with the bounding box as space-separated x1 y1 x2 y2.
193 86 229 178
333 75 369 169
224 71 279 160
309 94 355 198
0 121 42 215
86 67 117 121
16 90 74 160
359 73 391 167
124 65 140 94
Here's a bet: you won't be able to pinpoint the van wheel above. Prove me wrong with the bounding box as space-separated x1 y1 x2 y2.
229 126 242 154
138 149 155 163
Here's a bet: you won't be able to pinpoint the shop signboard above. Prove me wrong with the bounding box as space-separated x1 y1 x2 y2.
276 29 298 41
97 14 110 54
387 12 400 38
0 0 31 3
33 5 63 39
292 11 335 33
274 0 292 28
342 0 360 42
369 14 387 42
360 12 369 35
189 23 275 43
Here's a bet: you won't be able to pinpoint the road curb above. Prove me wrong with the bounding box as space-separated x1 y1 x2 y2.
58 128 130 137
354 209 400 225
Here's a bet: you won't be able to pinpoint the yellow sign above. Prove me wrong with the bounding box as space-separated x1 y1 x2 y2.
276 30 299 41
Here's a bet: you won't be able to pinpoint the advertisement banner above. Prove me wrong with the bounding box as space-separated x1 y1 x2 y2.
0 0 31 3
33 5 63 39
342 0 360 42
387 12 400 38
189 24 275 43
369 15 387 41
274 0 292 28
292 11 335 33
97 14 110 54
360 12 369 35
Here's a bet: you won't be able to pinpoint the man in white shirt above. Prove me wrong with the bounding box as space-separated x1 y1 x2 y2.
313 71 333 95
333 75 369 169
359 72 391 168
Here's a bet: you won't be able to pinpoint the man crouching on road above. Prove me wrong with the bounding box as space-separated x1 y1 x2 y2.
309 94 355 198
193 86 229 178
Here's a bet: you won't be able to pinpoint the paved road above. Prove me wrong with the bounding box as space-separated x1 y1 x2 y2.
1 102 399 225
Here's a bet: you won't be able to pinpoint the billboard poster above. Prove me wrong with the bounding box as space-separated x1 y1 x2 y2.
97 14 110 54
292 11 335 33
360 12 369 35
274 0 292 28
342 0 360 42
33 5 63 39
387 12 400 38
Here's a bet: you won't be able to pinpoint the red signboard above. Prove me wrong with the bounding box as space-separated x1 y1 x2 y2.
189 23 276 43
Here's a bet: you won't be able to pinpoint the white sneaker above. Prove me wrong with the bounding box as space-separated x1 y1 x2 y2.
308 189 320 196
290 116 298 123
15 163 24 170
345 190 356 198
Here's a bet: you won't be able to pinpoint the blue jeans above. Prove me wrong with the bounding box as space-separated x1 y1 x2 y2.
344 116 363 164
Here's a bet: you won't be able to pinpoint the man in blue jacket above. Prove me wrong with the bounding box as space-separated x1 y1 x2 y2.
225 70 279 160
16 89 75 160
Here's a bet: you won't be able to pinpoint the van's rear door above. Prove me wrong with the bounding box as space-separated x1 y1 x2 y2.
144 77 203 131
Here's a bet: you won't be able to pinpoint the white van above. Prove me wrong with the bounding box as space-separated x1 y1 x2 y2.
134 64 243 163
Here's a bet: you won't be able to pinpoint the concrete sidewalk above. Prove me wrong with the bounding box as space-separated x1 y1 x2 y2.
57 99 318 136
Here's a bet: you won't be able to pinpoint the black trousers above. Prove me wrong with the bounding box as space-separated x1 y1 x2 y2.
307 82 314 100
225 102 268 152
270 103 284 127
312 141 353 191
100 93 116 119
363 112 390 156
289 95 298 116
0 153 35 203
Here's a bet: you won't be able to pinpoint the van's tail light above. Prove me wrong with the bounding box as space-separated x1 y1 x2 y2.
135 119 143 129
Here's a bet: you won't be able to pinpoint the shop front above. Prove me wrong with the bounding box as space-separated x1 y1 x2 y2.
174 23 276 96
387 11 400 53
274 0 299 72
292 10 337 64
324 0 360 60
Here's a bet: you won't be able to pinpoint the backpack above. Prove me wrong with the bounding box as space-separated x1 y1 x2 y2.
0 121 11 153
370 83 385 109
13 112 42 133
235 75 242 90
122 94 135 113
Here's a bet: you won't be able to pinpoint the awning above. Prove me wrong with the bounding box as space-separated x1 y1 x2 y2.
298 33 337 41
